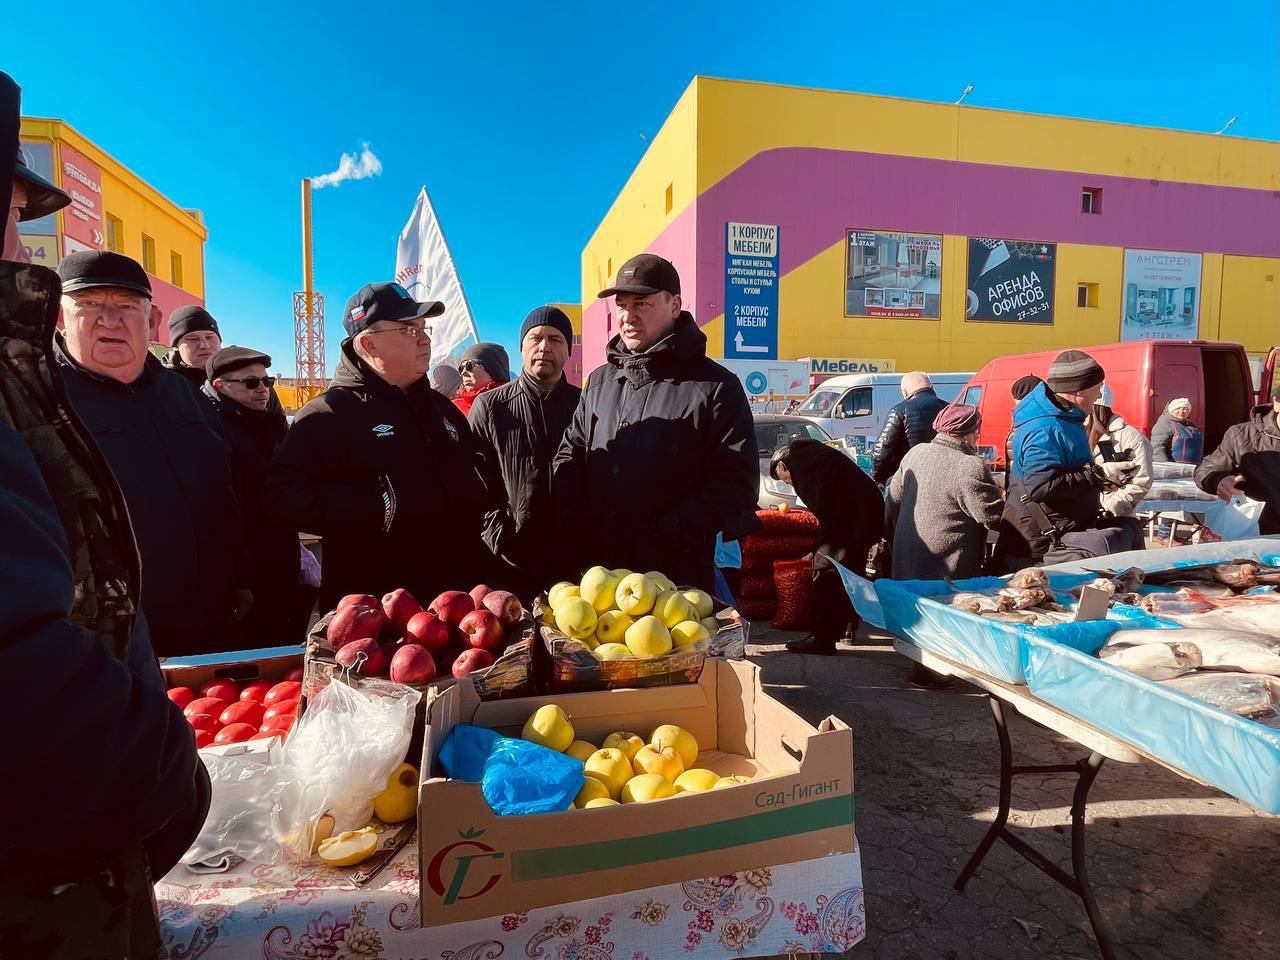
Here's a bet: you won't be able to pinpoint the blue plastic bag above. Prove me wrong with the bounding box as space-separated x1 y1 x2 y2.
438 725 584 816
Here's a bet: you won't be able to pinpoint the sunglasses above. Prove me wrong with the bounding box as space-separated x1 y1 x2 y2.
223 376 276 389
459 360 483 373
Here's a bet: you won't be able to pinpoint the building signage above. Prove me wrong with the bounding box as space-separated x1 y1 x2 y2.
724 221 779 359
18 140 58 234
845 231 941 319
807 357 897 376
58 143 104 251
1120 249 1202 341
18 234 59 268
965 238 1056 324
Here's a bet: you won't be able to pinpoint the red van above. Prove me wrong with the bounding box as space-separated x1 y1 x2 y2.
960 340 1276 470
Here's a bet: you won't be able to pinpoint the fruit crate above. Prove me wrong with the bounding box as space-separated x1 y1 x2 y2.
161 645 303 695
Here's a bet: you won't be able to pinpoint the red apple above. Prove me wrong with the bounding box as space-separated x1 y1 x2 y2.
452 647 495 678
194 729 216 748
187 713 220 734
219 700 266 729
263 698 300 724
405 611 451 654
481 589 524 628
337 593 379 611
167 686 195 710
285 667 305 683
390 643 437 684
328 603 385 650
335 637 386 676
381 588 422 630
429 590 474 626
214 722 257 745
264 681 302 706
199 678 240 702
185 696 229 721
469 584 492 607
240 680 273 703
459 608 504 651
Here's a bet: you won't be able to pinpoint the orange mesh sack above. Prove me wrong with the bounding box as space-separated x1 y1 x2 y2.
756 509 820 534
772 558 814 631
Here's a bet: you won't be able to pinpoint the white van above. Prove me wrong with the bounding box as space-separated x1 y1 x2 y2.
796 372 974 446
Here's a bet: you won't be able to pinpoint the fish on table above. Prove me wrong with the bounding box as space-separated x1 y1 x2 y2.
1160 672 1280 718
1098 640 1203 681
1007 568 1049 590
1104 628 1280 676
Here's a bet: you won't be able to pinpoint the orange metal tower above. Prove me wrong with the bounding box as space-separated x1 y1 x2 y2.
294 178 325 399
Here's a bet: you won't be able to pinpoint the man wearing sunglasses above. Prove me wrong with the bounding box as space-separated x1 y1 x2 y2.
269 282 500 610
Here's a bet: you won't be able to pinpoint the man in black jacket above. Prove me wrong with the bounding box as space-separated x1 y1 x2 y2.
870 371 947 485
1196 386 1280 535
470 305 581 597
553 254 757 590
769 439 884 655
54 250 246 656
206 346 306 643
268 282 497 611
163 304 221 389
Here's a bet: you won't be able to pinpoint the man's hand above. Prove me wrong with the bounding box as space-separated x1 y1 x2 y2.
1216 474 1245 500
1099 460 1133 483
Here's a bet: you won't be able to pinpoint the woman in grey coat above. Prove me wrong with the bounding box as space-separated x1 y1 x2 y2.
887 403 1004 580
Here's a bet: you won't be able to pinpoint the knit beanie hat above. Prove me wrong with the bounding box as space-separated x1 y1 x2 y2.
430 363 461 398
1011 374 1043 401
461 342 511 383
168 305 220 344
519 305 574 347
1046 350 1104 394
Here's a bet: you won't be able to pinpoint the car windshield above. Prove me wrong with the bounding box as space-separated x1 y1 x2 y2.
798 389 839 416
755 420 832 456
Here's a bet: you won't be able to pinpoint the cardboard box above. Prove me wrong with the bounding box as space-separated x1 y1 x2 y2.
416 658 854 927
160 645 303 693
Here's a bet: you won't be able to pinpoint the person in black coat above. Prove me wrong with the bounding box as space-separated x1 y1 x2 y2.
267 282 499 612
54 250 246 657
769 438 884 655
870 372 948 485
553 255 758 591
205 346 307 644
469 306 581 598
162 304 221 389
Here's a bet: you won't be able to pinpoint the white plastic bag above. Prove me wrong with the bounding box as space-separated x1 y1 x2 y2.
270 676 420 861
182 739 284 868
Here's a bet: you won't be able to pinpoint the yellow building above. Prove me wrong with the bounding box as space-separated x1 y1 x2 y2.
19 117 207 341
581 78 1280 379
549 302 584 386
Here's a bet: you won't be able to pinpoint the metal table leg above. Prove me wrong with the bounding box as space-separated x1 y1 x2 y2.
954 695 1119 960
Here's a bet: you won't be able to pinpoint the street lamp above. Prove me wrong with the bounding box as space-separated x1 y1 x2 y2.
1214 117 1238 135
955 83 974 105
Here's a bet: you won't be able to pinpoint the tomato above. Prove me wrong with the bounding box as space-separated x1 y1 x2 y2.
184 697 229 720
219 700 265 729
166 686 195 709
251 729 283 741
262 698 300 724
263 681 302 706
214 723 257 745
187 713 220 734
199 678 240 702
240 680 273 703
285 667 305 683
194 729 216 748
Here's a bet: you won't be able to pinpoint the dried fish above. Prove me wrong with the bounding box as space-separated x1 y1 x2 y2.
1146 561 1261 590
1007 568 1048 590
1099 641 1203 681
1165 602 1280 637
1068 577 1117 600
1161 672 1280 718
985 611 1041 625
946 592 1012 614
1105 628 1280 676
1157 581 1239 598
1139 593 1214 616
997 586 1058 610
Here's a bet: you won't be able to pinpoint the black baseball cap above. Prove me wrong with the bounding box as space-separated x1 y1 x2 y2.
15 146 71 221
344 281 444 337
597 253 681 299
57 250 153 298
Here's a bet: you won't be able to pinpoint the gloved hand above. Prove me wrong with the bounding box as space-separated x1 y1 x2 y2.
1099 460 1134 483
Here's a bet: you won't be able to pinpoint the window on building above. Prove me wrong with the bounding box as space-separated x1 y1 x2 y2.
607 257 612 278
1081 188 1102 214
664 183 673 214
105 213 123 252
141 235 156 274
1077 282 1099 308
170 251 183 288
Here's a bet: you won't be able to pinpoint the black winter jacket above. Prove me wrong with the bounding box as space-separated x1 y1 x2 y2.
469 371 581 595
163 349 207 391
787 438 884 556
267 342 498 611
871 387 947 484
552 314 758 591
1196 406 1280 535
55 338 244 656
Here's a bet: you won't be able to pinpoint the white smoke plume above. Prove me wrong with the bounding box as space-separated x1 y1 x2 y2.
311 143 382 189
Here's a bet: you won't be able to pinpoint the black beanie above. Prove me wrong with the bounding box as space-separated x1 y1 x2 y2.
1011 374 1043 401
519 305 574 347
169 305 220 344
461 342 511 383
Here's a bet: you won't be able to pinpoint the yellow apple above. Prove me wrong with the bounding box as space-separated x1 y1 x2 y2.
521 703 575 753
682 589 714 619
699 616 720 636
580 565 622 613
670 620 711 648
713 775 754 790
571 633 600 651
645 571 677 594
615 573 659 616
621 773 676 802
610 568 634 582
593 642 634 661
595 610 634 644
282 812 336 856
574 776 611 808
372 762 419 824
602 731 645 760
653 591 698 630
625 615 672 658
547 581 577 608
566 740 597 763
317 827 378 866
541 606 557 627
584 747 634 799
632 743 685 781
554 596 597 641
584 797 620 808
674 768 720 793
649 724 699 768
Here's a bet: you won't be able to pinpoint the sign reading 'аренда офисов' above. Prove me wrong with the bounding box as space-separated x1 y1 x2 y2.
724 222 779 360
965 238 1056 324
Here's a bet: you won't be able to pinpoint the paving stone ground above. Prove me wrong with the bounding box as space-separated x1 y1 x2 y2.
746 625 1279 960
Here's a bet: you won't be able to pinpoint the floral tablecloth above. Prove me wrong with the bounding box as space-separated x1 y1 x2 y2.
157 835 865 959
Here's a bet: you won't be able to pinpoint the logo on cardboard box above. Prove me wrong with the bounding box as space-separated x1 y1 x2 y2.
427 828 505 905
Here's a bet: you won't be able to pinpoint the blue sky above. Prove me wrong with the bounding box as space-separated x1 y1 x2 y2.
8 1 1278 376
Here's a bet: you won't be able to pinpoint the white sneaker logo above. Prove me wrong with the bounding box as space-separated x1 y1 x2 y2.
372 423 395 438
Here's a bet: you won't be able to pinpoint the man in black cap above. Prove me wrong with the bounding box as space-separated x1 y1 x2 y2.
553 254 757 590
268 282 499 610
453 341 511 417
469 305 581 595
163 304 222 388
3 143 71 263
206 346 306 642
53 249 247 655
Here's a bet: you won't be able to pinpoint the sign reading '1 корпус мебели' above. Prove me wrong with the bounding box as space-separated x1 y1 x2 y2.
725 221 779 360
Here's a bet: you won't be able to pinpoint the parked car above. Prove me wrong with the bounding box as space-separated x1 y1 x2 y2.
753 414 837 509
796 372 973 448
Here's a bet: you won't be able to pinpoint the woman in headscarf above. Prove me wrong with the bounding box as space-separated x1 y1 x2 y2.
1151 397 1203 464
886 402 1004 581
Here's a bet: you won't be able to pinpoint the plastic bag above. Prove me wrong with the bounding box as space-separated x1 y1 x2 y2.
271 676 420 861
439 725 583 816
182 740 284 868
773 557 814 630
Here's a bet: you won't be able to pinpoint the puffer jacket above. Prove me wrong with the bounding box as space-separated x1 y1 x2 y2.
1151 411 1204 464
1196 406 1280 535
552 313 758 590
1091 406 1153 518
870 387 947 484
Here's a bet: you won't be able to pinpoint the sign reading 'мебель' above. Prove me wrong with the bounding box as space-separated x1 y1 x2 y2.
725 222 779 360
965 238 1056 323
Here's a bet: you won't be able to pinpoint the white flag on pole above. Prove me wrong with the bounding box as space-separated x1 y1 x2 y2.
394 187 478 367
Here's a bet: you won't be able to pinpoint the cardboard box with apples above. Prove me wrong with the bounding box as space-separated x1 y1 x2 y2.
416 658 854 927
162 646 305 749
